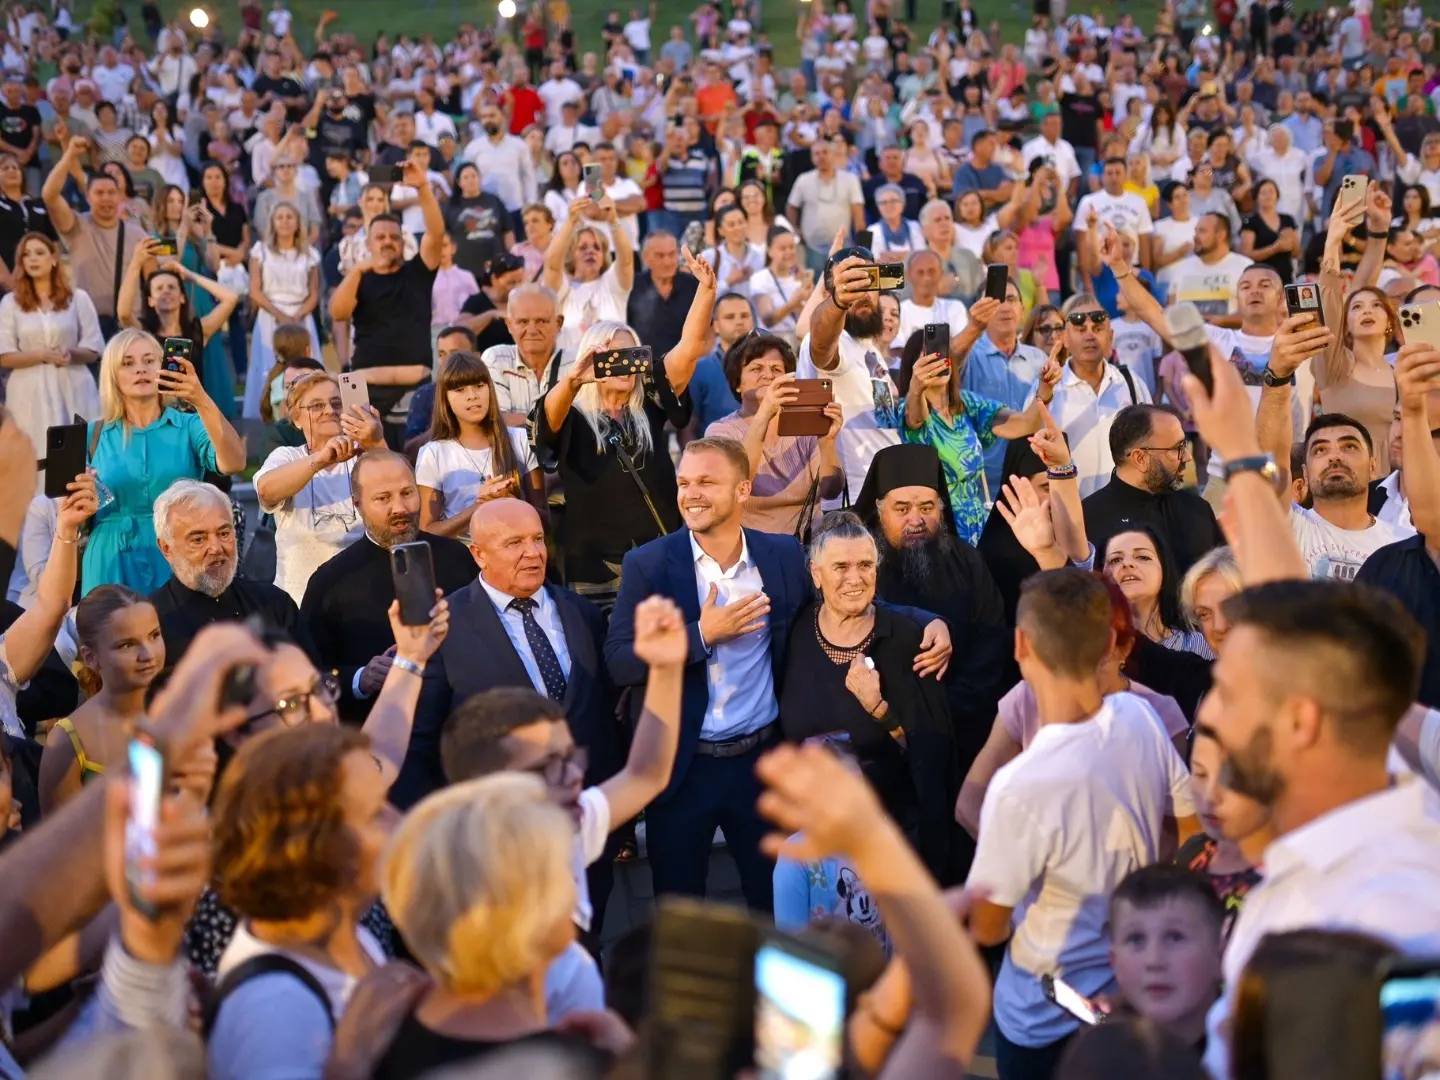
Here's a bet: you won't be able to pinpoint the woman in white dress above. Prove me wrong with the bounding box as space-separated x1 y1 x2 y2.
243 203 321 418
145 99 189 193
415 352 545 537
748 227 814 346
253 372 385 602
0 232 103 464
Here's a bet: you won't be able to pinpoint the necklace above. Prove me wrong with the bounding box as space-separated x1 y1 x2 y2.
814 607 874 666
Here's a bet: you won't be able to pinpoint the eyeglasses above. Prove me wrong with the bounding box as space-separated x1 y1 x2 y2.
301 397 344 416
1140 439 1189 457
241 673 340 729
1066 310 1110 328
1035 322 1065 335
522 745 587 785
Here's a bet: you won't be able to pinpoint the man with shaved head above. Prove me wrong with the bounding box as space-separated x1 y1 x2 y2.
415 497 622 927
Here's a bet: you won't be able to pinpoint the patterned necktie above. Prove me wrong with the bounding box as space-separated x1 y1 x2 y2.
509 596 568 702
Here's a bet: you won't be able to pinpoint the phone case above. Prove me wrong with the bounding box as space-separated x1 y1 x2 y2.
1284 283 1324 325
43 422 88 499
162 336 193 373
391 541 437 626
923 323 950 356
985 264 1009 300
338 372 369 412
1399 302 1440 351
594 347 653 379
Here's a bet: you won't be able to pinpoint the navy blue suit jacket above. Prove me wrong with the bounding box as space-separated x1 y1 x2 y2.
403 580 618 807
604 527 809 799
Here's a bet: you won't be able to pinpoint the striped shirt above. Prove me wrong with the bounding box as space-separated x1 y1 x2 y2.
662 152 713 215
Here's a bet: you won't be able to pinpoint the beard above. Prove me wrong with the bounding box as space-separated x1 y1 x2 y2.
878 527 957 590
1217 725 1286 806
845 304 886 341
178 556 237 598
1311 465 1365 500
371 512 420 548
1143 458 1184 493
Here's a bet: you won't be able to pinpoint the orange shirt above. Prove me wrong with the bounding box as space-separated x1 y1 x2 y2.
696 82 738 133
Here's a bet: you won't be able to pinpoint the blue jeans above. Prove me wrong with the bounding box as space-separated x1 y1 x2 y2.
1074 146 1097 183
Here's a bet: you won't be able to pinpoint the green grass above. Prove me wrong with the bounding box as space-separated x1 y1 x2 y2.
81 0 1161 72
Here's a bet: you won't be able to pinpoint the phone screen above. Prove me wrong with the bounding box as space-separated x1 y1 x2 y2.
1380 965 1440 1080
1045 974 1103 1026
125 738 165 913
754 942 846 1080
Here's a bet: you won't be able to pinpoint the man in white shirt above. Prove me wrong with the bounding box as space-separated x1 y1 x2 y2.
537 61 585 126
969 569 1197 1075
462 102 537 215
543 100 601 157
1027 296 1152 497
1198 582 1440 1080
1166 213 1255 322
895 249 968 348
786 140 866 271
1020 112 1082 197
797 251 903 502
1074 157 1154 277
1247 124 1310 225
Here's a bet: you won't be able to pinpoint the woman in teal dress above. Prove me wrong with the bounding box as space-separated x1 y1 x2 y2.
84 328 246 594
898 296 1061 545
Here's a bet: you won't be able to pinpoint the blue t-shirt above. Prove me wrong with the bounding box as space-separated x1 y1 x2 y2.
774 844 891 954
689 351 741 434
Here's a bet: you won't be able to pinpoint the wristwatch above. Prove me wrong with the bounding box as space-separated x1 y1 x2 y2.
1223 453 1281 489
1261 367 1296 387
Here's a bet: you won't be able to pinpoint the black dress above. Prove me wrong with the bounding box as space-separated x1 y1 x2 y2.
1242 211 1297 284
534 364 689 593
779 602 965 883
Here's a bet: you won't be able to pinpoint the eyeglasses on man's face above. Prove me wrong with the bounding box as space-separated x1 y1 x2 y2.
1066 310 1110 328
1140 439 1190 458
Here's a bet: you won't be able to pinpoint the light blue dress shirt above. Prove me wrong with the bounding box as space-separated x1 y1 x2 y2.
479 576 574 694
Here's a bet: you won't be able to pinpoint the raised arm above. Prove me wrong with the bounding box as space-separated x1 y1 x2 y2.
328 257 370 323
605 195 635 291
1394 344 1440 549
1317 192 1369 388
364 597 449 787
1349 180 1392 290
1261 314 1335 490
541 194 587 293
1097 221 1170 341
597 597 686 825
41 136 84 236
806 253 871 373
163 259 240 341
115 237 157 330
406 158 446 270
1025 398 1089 562
662 248 718 393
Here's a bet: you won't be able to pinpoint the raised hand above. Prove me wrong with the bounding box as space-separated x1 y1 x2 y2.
387 593 450 665
830 254 873 310
631 595 688 669
682 244 717 291
995 474 1056 557
1268 312 1333 378
912 352 951 390
1027 400 1070 468
967 296 1001 329
56 473 99 535
1395 341 1440 415
1182 341 1262 462
339 403 384 447
156 356 203 404
756 371 800 420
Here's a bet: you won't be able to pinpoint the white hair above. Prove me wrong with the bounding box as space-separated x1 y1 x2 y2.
572 321 654 456
153 479 231 546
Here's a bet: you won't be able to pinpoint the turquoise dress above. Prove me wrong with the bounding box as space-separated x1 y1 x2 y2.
902 390 1004 547
83 409 218 595
180 240 237 420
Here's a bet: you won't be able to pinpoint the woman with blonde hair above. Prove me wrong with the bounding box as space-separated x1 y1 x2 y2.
540 193 635 353
1179 546 1242 657
205 724 390 1080
84 328 244 593
417 352 544 537
538 252 716 600
0 230 104 461
242 202 322 418
254 369 384 602
372 773 607 1077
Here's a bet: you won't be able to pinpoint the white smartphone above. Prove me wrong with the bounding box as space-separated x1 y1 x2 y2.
1042 973 1105 1026
1399 301 1440 351
1337 174 1367 215
125 737 166 919
337 371 369 413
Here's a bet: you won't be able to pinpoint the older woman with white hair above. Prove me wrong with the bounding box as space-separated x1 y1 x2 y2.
870 182 925 257
84 328 245 594
537 253 717 601
540 193 635 354
369 774 621 1077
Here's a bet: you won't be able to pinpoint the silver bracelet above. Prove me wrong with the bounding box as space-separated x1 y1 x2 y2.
392 656 424 677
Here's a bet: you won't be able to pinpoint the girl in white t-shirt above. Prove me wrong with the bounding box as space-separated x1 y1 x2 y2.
954 191 1001 258
416 351 544 538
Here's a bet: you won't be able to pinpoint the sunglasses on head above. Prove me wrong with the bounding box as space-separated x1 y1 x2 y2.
1066 310 1110 327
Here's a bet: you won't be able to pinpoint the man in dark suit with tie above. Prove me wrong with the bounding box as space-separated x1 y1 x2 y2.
604 437 954 911
413 496 619 804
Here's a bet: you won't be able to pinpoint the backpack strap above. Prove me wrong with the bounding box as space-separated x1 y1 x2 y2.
1112 361 1138 406
202 953 336 1039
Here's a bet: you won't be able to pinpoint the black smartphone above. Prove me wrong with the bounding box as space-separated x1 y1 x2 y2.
125 735 166 920
152 235 178 258
855 228 873 251
369 162 401 184
594 345 653 379
923 322 950 363
1284 282 1325 326
43 421 88 499
858 263 905 291
583 162 604 200
647 898 761 1078
162 336 193 374
391 540 437 626
985 263 1010 301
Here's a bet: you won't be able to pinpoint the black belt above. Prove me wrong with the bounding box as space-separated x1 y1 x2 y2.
694 723 779 759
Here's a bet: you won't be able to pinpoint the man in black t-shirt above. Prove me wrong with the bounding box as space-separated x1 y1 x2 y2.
251 51 308 123
459 252 526 352
446 188 512 280
0 77 42 185
305 88 367 172
330 156 444 440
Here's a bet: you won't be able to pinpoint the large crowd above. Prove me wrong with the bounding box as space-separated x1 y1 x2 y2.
0 0 1438 1076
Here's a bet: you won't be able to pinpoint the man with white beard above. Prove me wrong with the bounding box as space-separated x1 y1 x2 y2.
148 479 312 666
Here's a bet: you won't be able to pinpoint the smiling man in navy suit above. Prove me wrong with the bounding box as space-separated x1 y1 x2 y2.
605 436 954 910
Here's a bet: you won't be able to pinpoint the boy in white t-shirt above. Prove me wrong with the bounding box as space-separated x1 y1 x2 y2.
437 595 687 1019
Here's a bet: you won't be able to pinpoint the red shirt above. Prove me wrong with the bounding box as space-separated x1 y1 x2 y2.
508 86 544 134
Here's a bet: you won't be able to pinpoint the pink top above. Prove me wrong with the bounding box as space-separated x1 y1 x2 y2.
1016 216 1060 292
431 265 480 328
998 680 1189 749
